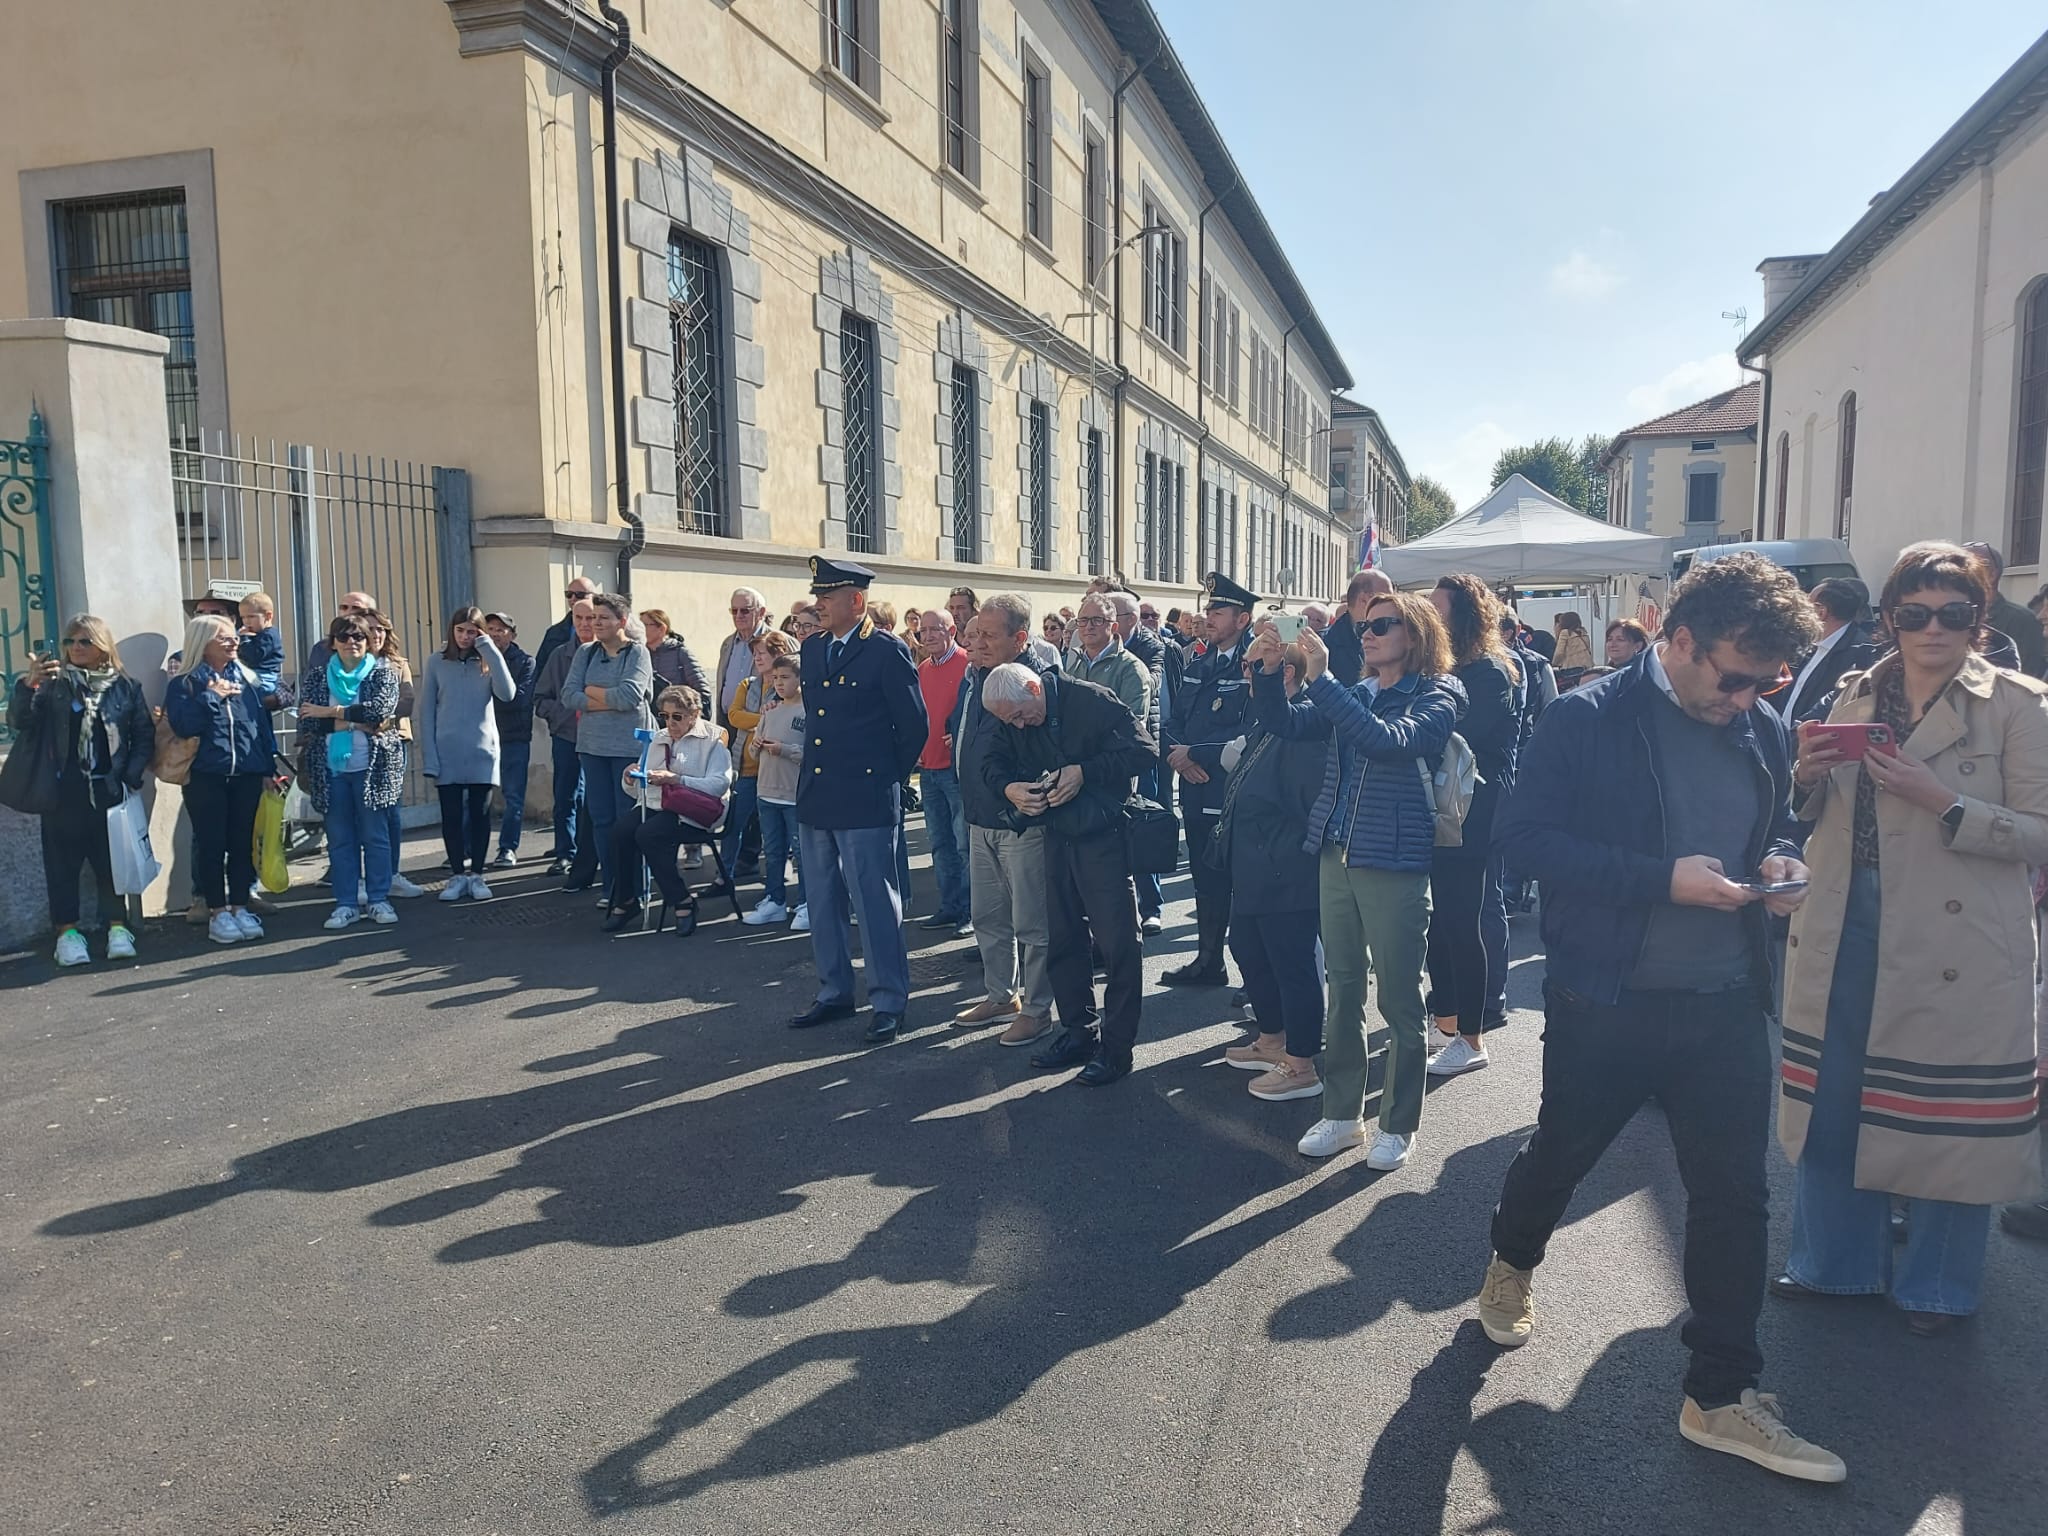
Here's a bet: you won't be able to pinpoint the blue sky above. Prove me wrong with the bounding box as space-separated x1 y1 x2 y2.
1152 0 2047 507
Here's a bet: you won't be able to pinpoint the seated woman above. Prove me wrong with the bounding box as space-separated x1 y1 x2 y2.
603 685 733 935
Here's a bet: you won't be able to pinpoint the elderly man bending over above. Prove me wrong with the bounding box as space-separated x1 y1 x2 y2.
980 660 1155 1086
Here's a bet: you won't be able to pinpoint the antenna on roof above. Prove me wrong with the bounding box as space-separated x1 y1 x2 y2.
1721 307 1748 335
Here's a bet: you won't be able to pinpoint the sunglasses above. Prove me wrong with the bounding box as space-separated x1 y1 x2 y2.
1361 615 1406 637
658 710 693 722
333 632 369 646
1699 648 1793 696
62 636 97 648
1890 600 1980 634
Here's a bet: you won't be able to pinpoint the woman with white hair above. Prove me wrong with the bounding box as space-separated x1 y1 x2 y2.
162 612 279 945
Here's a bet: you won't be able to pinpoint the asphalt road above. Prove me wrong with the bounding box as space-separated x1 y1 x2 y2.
3 826 2044 1535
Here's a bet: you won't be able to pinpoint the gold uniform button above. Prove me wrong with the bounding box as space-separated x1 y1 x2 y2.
813 766 821 774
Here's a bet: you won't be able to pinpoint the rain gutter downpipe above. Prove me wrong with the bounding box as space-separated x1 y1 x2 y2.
1110 40 1164 576
1193 170 1239 580
597 3 642 596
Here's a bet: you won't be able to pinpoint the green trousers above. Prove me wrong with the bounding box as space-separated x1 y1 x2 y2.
1317 843 1433 1134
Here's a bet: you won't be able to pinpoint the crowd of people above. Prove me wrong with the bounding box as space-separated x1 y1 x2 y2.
16 529 2048 1488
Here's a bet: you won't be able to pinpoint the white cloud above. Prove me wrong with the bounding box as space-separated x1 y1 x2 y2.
1548 249 1623 301
1423 420 1517 511
1623 352 1744 420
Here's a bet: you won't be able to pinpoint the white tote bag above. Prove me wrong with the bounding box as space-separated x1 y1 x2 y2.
107 788 163 895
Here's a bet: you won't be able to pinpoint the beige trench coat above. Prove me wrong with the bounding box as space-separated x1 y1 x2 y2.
1781 653 2048 1205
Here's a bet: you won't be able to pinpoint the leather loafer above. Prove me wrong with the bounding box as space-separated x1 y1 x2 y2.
863 1012 901 1044
1075 1056 1132 1087
1162 963 1227 988
1906 1310 1963 1337
1768 1274 1821 1300
789 1000 857 1030
1030 1028 1098 1072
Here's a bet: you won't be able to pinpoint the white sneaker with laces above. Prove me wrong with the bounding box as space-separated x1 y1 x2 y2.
388 873 425 899
744 898 788 926
232 909 264 940
1298 1119 1367 1159
324 906 360 930
1428 1036 1490 1077
367 901 399 925
1679 1390 1847 1483
467 875 493 901
1366 1130 1413 1171
105 924 137 960
439 874 471 902
207 911 244 945
790 904 810 932
53 928 90 967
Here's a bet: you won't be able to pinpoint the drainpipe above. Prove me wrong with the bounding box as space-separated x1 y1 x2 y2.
1193 171 1239 582
1110 42 1163 578
1740 356 1773 539
1277 321 1299 596
597 3 641 596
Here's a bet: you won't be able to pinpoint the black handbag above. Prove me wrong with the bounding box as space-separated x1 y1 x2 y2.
1123 795 1179 874
0 687 66 816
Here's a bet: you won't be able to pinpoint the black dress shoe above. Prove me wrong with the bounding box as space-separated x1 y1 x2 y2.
918 912 957 930
601 902 643 933
1162 963 1227 988
863 1012 901 1044
1030 1028 1098 1072
673 898 698 938
1075 1056 1132 1087
789 1000 857 1030
1907 1310 1963 1337
1768 1274 1821 1300
564 878 594 893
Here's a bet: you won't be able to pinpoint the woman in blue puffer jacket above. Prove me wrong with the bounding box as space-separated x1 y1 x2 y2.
162 613 278 946
1251 589 1465 1171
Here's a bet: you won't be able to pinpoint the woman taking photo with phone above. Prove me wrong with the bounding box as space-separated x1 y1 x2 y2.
1778 541 2048 1334
163 613 278 945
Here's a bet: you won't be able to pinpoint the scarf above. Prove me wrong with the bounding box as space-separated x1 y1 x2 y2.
325 651 377 773
63 663 122 775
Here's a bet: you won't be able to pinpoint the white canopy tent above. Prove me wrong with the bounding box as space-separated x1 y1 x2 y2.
1376 474 1673 586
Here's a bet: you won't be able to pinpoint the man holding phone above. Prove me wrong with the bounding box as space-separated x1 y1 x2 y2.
1479 553 1847 1483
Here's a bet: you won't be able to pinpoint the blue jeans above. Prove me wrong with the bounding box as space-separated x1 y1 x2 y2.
550 733 584 859
1787 867 1992 1316
497 736 531 853
759 801 803 905
579 753 636 894
720 776 760 885
1133 761 1164 918
918 767 969 919
326 771 393 906
800 821 910 1014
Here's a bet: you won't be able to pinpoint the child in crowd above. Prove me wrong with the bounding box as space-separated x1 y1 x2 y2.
746 654 807 931
237 591 284 700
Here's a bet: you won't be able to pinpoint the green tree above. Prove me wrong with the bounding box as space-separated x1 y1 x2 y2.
1406 476 1458 540
1491 437 1589 512
1576 433 1612 520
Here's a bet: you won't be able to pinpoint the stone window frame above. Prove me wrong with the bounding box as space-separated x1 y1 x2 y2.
1199 460 1239 582
621 147 767 540
1136 417 1189 585
932 309 994 564
815 247 903 554
1075 391 1110 575
1013 354 1060 570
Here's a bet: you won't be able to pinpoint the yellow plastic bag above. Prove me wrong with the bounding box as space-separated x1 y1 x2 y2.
254 781 290 893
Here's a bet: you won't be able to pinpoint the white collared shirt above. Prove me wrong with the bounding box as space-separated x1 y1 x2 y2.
1778 623 1848 716
1644 643 1683 708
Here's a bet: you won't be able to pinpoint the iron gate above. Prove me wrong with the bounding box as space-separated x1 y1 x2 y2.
0 409 58 744
175 431 471 809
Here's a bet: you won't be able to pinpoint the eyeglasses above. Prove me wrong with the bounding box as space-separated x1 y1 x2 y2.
1698 648 1793 697
1075 615 1110 626
658 710 693 722
731 605 760 615
1361 615 1406 637
62 636 96 648
1890 600 1980 633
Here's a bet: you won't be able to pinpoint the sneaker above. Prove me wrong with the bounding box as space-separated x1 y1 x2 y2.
323 906 361 931
185 895 209 926
491 848 519 869
207 911 244 945
789 904 810 932
388 873 425 899
440 874 472 903
1366 1130 1413 1171
245 893 279 917
1679 1391 1847 1484
1140 914 1163 935
105 924 137 960
357 884 369 907
1477 1255 1535 1348
998 1014 1054 1047
1223 1034 1287 1072
545 858 571 877
683 848 705 869
1248 1062 1322 1101
232 909 265 940
367 901 399 925
53 928 90 967
1298 1119 1366 1159
1428 1036 1490 1077
743 898 788 927
955 995 1022 1026
467 875 493 901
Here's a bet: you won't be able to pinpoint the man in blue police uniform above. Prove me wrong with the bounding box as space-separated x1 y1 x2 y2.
1162 571 1259 986
788 556 929 1043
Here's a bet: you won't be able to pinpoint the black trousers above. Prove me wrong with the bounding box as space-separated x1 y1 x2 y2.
613 809 716 907
1229 907 1323 1059
1425 851 1510 1034
1491 982 1771 1408
40 774 117 929
1185 813 1231 971
185 770 264 910
1045 830 1144 1061
437 782 494 874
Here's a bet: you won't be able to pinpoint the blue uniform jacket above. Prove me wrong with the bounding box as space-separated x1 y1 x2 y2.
796 615 928 830
1164 636 1252 819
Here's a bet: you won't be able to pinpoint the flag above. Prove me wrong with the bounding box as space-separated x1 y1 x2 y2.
1358 522 1379 571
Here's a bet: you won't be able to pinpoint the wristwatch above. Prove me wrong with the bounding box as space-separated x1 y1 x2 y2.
1940 798 1966 833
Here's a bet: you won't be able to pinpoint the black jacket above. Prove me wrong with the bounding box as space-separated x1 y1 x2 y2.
1442 653 1520 863
1990 593 2046 677
1781 619 1884 724
648 636 711 700
1120 623 1167 741
8 672 154 798
533 611 577 678
956 652 1050 831
1221 694 1327 913
983 670 1154 836
492 642 539 742
1324 618 1364 688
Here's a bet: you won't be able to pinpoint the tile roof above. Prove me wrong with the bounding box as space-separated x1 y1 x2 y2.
1614 381 1760 443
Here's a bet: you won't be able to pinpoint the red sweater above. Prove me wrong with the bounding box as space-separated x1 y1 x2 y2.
917 647 970 771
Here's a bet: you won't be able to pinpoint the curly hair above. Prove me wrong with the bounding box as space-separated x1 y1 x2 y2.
1365 591 1453 679
1662 551 1820 661
1434 573 1520 682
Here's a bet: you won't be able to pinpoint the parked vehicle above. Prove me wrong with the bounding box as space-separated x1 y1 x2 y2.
1671 538 1860 592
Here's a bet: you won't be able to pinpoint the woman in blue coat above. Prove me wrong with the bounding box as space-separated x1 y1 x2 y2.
162 614 278 946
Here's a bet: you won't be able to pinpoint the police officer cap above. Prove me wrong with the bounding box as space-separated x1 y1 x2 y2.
1201 571 1260 612
809 555 877 594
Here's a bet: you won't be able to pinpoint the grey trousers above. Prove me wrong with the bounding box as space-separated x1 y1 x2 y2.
800 822 911 1016
967 823 1054 1016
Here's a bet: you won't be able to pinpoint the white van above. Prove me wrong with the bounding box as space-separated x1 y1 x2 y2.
1670 538 1860 592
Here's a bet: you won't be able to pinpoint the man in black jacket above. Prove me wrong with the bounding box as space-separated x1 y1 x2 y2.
533 576 599 677
483 612 538 867
1777 579 1882 724
981 662 1155 1085
1109 590 1168 929
1965 542 2047 677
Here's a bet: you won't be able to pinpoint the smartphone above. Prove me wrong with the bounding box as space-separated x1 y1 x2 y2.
1735 879 1809 895
1262 608 1307 643
1805 722 1895 761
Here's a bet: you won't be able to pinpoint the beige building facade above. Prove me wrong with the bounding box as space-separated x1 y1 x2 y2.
1329 393 1411 552
1599 382 1759 554
1 0 1351 647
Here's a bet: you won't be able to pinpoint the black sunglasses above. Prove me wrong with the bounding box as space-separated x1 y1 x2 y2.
1361 615 1406 637
1890 600 1980 634
658 710 693 721
1698 648 1792 696
61 636 97 648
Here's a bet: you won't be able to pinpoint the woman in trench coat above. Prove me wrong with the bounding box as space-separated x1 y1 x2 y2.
1777 541 2048 1332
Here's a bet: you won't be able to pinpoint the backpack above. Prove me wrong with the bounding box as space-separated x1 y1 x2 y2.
1418 732 1481 847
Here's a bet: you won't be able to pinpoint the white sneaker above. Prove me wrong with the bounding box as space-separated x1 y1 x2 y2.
1366 1130 1413 1171
388 873 425 899
683 848 705 869
1298 1118 1367 1159
232 908 264 940
207 910 244 945
439 874 471 902
744 898 788 926
367 901 399 925
467 875 493 901
53 928 90 967
324 906 361 930
105 924 137 960
1428 1036 1490 1077
790 903 810 932
1679 1390 1847 1483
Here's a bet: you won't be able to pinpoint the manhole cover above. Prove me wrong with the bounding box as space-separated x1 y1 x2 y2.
458 904 569 928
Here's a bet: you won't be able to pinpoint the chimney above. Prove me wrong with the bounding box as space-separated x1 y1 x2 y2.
1756 255 1821 316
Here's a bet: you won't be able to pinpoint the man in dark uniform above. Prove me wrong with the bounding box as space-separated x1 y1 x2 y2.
1162 572 1258 986
787 557 929 1044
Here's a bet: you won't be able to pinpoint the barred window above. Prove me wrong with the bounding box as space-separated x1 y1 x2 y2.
1082 427 1104 575
2010 280 2048 565
1835 392 1856 543
1027 401 1050 570
668 233 729 536
841 315 879 554
950 364 979 563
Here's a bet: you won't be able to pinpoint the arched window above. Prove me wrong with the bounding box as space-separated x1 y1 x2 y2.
1773 431 1790 540
1835 392 1857 542
2010 278 2048 566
